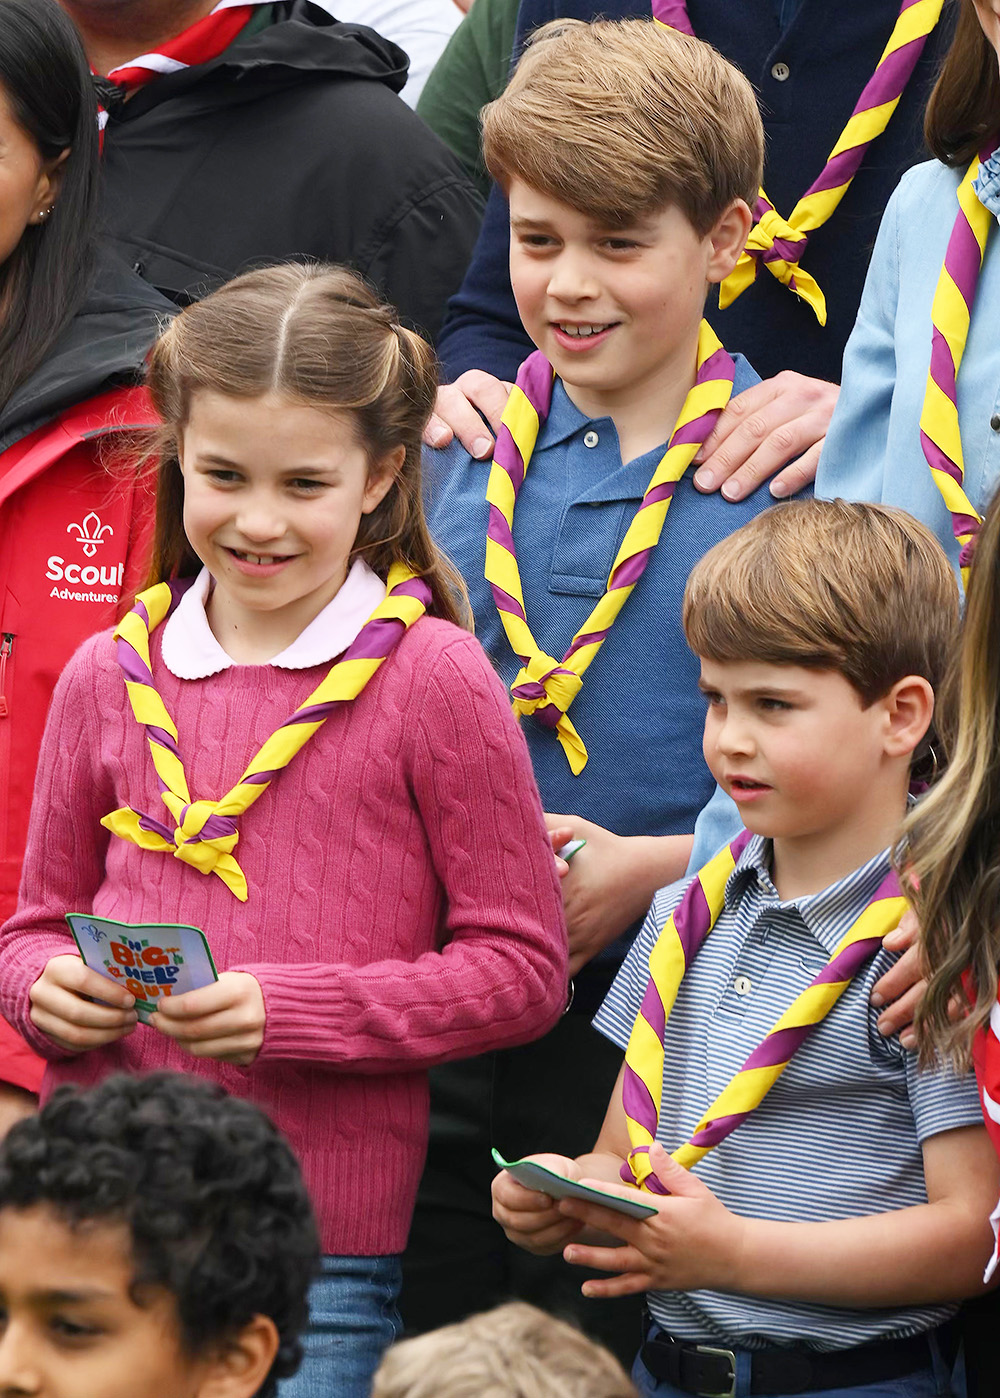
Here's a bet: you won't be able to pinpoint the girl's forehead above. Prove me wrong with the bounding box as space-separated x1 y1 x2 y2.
182 390 367 462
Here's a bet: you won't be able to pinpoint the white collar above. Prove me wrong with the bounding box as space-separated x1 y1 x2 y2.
160 559 388 678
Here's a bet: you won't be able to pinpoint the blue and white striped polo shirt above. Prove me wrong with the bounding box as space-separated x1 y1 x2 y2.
594 834 984 1352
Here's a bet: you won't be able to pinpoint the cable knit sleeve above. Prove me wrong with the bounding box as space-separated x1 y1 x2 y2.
248 629 569 1070
0 636 115 1059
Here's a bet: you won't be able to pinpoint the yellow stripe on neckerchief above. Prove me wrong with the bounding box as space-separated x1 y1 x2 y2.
102 564 431 901
485 321 734 775
918 146 997 588
653 0 944 323
621 831 907 1192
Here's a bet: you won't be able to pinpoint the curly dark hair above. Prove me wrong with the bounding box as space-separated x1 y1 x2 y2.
0 1073 320 1396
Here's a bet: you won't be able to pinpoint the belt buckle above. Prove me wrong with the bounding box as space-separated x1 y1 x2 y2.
694 1344 737 1398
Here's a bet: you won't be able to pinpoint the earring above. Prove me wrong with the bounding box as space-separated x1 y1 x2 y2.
36 205 55 222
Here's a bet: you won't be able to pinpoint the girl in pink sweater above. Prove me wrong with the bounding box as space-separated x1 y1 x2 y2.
0 265 568 1398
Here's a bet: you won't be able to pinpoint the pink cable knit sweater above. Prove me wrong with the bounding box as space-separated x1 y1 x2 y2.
0 618 567 1254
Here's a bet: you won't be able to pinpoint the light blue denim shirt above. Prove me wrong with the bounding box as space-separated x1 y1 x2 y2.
688 153 1000 875
816 151 1000 574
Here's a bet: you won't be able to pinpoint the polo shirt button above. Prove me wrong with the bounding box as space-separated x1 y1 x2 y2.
771 61 790 81
991 412 1000 431
583 430 599 448
734 974 753 996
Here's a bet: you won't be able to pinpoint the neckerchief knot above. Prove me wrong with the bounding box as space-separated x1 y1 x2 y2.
653 0 945 323
721 200 828 325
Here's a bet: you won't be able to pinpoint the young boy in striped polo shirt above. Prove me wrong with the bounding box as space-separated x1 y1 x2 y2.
493 500 998 1398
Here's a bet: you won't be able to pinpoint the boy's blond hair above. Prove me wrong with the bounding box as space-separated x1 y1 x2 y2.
481 18 763 234
683 499 959 711
370 1301 637 1398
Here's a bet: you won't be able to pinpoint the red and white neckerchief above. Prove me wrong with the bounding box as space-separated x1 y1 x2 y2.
95 0 270 134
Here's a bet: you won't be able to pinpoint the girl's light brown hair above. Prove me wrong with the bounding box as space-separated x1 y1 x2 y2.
925 0 1000 168
370 1302 637 1398
481 18 763 234
143 262 469 628
903 490 1000 1067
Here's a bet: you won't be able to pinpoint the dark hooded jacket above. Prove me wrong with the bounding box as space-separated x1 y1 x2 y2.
0 250 169 1008
98 0 484 338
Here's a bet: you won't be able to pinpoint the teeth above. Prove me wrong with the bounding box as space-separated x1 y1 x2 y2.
233 550 286 566
557 323 613 338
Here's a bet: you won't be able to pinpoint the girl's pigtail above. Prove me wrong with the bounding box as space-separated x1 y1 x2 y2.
903 490 1000 1067
390 325 472 631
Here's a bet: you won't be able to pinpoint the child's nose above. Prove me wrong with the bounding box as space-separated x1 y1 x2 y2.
546 250 599 303
0 1321 42 1394
717 713 755 757
235 499 285 543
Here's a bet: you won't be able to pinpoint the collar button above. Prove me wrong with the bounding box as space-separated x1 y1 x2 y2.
583 430 599 448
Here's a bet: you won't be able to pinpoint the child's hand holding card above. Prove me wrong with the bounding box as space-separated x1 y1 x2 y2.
66 914 218 1023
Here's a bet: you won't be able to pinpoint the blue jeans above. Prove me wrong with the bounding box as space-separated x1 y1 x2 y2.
277 1254 402 1398
632 1329 962 1398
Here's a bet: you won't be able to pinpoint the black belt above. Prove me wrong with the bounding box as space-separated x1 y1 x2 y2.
639 1317 945 1396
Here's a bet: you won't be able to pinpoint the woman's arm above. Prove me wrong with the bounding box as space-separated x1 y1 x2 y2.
814 174 903 504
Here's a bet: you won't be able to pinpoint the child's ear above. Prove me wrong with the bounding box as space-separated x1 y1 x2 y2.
35 146 69 218
362 444 406 515
881 675 935 760
196 1314 280 1398
705 199 754 285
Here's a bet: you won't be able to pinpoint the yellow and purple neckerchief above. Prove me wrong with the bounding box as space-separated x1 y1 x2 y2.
622 831 907 1191
918 145 997 589
654 0 944 324
485 320 735 776
102 563 430 902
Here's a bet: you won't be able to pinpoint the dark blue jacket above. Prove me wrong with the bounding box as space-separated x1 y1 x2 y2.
437 0 955 384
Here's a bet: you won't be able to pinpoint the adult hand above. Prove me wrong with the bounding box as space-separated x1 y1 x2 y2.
692 371 839 502
560 1142 742 1297
29 954 137 1053
151 971 265 1066
872 909 924 1050
492 1153 585 1255
545 814 690 976
423 370 512 458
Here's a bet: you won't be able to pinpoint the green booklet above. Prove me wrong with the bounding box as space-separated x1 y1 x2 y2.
66 913 218 1022
492 1148 657 1219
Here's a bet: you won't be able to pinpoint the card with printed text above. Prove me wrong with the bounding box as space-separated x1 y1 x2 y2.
66 914 218 1021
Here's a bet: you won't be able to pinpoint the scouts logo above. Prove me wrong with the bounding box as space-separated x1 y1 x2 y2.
67 511 114 557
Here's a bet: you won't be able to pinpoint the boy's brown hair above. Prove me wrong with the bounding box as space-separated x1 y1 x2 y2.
683 499 959 709
371 1301 637 1398
481 18 763 234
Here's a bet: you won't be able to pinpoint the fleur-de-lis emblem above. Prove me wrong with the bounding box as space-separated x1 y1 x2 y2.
67 511 114 557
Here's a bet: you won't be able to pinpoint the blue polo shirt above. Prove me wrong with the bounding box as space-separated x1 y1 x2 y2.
595 833 983 1351
423 354 778 978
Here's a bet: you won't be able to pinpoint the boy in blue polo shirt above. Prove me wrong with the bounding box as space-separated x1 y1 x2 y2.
492 500 998 1398
406 15 785 1354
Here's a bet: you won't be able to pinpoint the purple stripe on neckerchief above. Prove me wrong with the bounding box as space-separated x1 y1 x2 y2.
622 1061 661 1135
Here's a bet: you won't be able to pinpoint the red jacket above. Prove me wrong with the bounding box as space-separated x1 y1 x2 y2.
0 250 167 1091
0 388 159 1089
